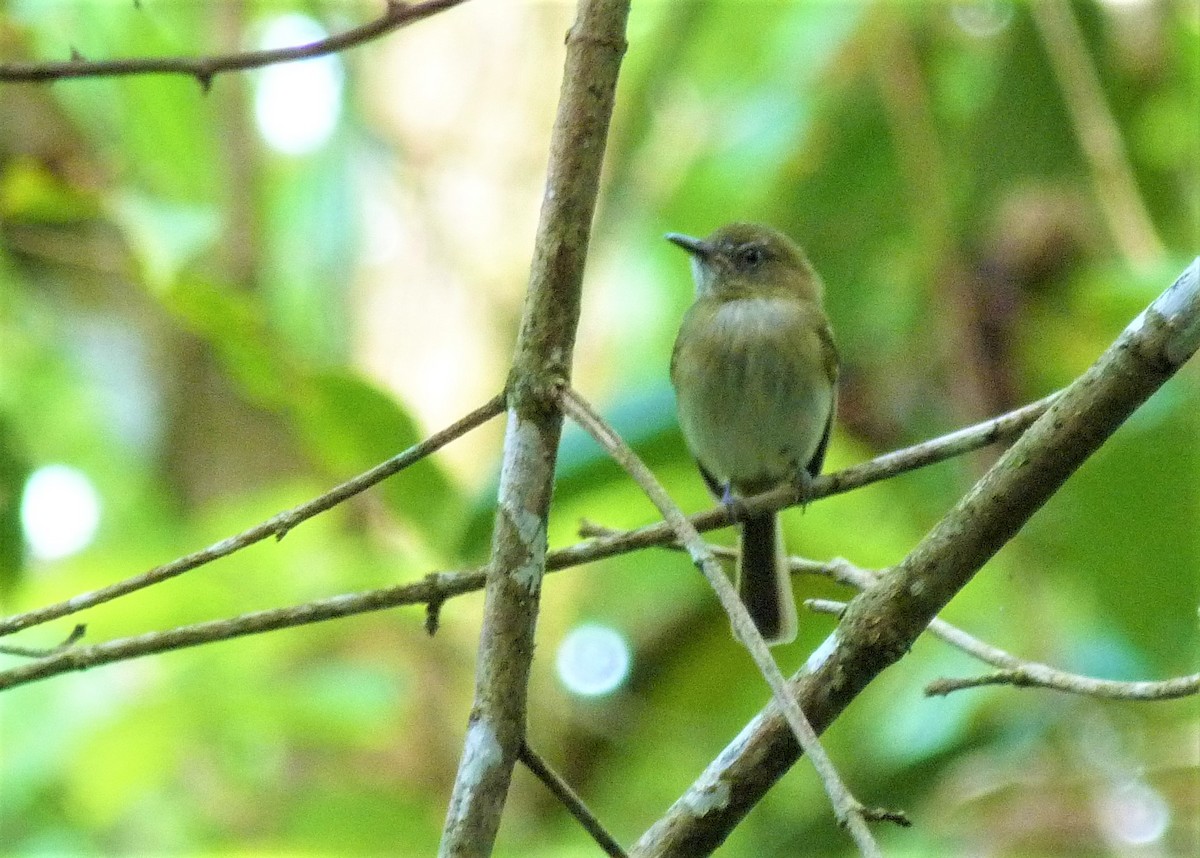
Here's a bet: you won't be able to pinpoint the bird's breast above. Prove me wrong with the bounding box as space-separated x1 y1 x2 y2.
673 296 834 490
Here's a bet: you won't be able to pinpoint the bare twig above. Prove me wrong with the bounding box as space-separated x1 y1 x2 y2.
926 669 1200 700
561 387 902 858
0 394 505 640
0 0 473 90
0 625 86 658
518 741 627 858
631 260 1200 855
0 570 485 692
805 598 1200 702
438 2 630 855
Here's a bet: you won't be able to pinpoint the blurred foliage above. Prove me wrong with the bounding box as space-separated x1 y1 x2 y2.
1 1 1198 856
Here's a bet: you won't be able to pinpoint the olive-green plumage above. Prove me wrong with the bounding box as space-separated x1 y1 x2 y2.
668 223 838 645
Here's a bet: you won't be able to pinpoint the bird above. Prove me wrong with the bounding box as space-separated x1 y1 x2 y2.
668 222 838 645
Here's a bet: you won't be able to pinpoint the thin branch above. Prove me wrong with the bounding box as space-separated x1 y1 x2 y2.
926 669 1200 700
518 741 627 858
0 624 86 658
561 387 903 858
577 520 849 582
631 260 1200 856
0 0 473 90
0 393 505 640
0 396 1053 687
552 390 1057 571
1029 1 1165 268
439 2 630 855
805 598 1200 702
0 570 485 692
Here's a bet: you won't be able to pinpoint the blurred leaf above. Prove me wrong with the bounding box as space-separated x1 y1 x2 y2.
0 156 99 223
291 369 465 553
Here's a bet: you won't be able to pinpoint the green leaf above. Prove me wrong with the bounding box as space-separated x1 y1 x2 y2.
291 370 464 553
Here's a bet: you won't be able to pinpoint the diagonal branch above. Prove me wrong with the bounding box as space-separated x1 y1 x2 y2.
0 393 504 640
560 387 903 858
0 0 473 89
518 741 627 858
438 2 630 855
631 259 1200 856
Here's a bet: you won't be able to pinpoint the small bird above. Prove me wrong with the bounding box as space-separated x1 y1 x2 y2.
668 223 838 646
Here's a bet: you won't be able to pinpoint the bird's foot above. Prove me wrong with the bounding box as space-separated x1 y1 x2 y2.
792 469 816 511
719 483 750 523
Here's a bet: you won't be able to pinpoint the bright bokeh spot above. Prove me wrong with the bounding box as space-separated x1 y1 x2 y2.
1098 781 1170 846
20 464 102 561
253 14 344 155
555 624 631 698
950 1 1015 38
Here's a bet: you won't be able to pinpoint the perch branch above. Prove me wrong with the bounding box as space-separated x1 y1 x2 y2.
552 390 1057 570
0 397 1057 689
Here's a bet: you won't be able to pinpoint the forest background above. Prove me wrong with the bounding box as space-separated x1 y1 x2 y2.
0 1 1197 855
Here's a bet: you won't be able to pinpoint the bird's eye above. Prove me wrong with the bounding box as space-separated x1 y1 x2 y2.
736 245 767 270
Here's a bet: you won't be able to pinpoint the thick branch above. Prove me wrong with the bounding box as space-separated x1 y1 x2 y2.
631 259 1200 856
438 2 629 855
0 0 472 89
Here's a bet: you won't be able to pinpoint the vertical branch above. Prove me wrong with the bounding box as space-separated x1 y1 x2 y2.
438 1 630 856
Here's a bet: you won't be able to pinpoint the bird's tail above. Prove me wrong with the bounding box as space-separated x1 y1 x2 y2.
737 513 798 645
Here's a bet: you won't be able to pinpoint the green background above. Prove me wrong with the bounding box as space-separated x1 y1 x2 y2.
1 1 1197 855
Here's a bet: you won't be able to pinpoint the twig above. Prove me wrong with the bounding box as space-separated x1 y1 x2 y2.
0 571 485 692
1029 1 1165 268
0 394 505 640
0 385 1049 643
0 0 473 90
438 2 630 855
518 741 627 858
926 669 1200 700
561 387 902 858
0 400 1050 688
0 624 86 658
805 598 1200 702
577 520 849 582
552 391 1057 570
630 260 1200 855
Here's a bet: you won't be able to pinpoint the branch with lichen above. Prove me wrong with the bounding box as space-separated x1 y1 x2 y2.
437 2 630 855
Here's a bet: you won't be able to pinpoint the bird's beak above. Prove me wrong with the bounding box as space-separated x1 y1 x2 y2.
665 232 712 260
